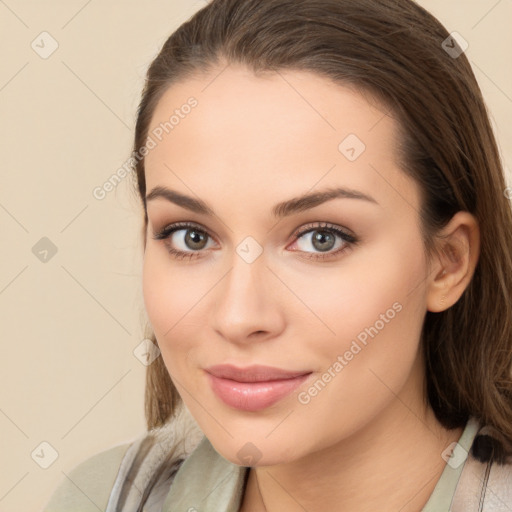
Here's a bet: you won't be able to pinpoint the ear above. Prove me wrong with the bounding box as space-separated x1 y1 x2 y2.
426 211 480 313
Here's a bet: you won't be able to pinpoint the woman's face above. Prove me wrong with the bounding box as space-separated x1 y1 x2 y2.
142 64 432 466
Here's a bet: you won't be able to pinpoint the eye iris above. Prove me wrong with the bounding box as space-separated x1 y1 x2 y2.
185 229 208 250
312 230 335 252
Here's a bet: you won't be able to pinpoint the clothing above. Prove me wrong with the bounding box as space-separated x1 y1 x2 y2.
43 413 511 512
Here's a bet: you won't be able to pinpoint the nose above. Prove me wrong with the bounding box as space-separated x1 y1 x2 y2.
209 249 286 346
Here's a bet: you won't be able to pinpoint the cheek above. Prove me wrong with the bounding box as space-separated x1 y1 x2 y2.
291 237 426 350
142 249 174 333
287 240 427 445
142 249 197 347
323 238 426 381
142 247 216 373
299 237 428 404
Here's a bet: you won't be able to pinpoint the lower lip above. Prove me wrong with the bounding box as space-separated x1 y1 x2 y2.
206 372 312 411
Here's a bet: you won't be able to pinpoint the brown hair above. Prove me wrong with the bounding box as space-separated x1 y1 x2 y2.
132 0 512 459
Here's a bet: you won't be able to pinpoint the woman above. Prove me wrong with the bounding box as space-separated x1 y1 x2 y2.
44 0 512 510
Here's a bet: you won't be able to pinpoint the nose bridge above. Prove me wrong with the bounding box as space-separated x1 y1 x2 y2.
211 245 283 342
220 248 268 317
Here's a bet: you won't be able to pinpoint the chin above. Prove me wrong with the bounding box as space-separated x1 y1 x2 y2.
207 431 304 468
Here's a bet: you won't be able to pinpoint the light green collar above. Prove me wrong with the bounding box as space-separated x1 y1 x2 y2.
422 416 480 511
162 435 248 512
163 417 480 512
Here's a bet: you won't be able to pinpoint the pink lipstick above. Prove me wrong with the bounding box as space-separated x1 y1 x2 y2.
205 364 312 411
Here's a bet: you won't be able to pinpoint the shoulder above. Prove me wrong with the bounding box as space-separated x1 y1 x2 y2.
44 406 205 512
42 442 133 512
450 419 512 511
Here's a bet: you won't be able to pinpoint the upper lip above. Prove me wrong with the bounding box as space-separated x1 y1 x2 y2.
205 364 311 383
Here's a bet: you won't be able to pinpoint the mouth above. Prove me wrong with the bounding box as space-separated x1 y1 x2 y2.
204 364 313 411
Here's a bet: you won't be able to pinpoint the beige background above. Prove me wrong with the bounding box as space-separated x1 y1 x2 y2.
0 1 510 510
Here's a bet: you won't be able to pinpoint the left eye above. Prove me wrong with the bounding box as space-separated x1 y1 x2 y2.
294 228 348 253
289 223 357 259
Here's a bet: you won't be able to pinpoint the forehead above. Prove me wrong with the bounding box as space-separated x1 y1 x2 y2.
144 64 419 217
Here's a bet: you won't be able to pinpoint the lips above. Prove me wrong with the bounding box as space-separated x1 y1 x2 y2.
205 364 310 382
205 364 312 411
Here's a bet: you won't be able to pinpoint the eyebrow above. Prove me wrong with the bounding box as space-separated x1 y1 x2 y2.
145 185 379 218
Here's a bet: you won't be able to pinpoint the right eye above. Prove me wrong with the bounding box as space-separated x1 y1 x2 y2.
152 221 217 260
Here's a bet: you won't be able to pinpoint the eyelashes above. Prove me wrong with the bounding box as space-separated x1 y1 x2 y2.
152 221 359 262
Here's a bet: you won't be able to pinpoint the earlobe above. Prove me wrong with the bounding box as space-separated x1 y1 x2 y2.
426 211 480 313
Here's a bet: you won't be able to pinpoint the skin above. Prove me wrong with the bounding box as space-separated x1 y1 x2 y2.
142 63 480 511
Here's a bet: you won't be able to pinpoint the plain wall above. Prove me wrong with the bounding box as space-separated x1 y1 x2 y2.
0 1 510 510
